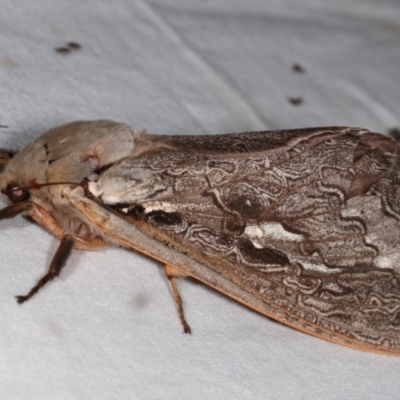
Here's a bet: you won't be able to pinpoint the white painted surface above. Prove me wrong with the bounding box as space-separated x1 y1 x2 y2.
0 1 400 399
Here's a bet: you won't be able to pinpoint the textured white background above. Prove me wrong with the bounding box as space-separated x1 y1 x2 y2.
1 1 400 399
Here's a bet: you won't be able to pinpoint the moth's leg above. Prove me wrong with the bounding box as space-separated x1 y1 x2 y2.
164 264 191 334
74 237 108 250
30 202 108 250
15 235 75 304
29 203 66 239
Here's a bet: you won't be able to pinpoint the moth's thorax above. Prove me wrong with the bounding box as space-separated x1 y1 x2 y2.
0 120 147 237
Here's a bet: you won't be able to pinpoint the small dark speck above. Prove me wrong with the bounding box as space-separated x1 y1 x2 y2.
388 128 400 142
133 293 151 310
2 58 19 69
292 64 305 73
288 97 303 106
67 41 82 50
55 42 82 55
55 47 71 54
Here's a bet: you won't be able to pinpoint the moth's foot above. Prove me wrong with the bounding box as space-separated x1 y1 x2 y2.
183 322 191 334
15 295 30 304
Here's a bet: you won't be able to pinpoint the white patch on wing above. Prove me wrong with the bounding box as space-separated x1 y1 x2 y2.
143 201 214 214
244 222 303 251
88 181 102 196
88 177 172 204
245 222 303 242
261 222 303 241
323 282 342 292
375 253 400 271
143 201 177 213
300 260 342 274
244 225 263 238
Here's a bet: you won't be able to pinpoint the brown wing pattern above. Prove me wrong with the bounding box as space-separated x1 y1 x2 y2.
101 127 400 352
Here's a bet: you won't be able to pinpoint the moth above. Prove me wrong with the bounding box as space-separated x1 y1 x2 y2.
1 120 400 355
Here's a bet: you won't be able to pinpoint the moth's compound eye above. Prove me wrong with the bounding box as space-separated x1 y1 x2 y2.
5 185 30 203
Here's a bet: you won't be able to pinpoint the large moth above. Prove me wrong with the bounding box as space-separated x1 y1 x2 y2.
1 120 400 355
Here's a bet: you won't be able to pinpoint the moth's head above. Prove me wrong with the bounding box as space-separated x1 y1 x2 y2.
0 137 53 208
0 149 32 204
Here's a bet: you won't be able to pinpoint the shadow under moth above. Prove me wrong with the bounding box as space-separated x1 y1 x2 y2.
1 120 400 355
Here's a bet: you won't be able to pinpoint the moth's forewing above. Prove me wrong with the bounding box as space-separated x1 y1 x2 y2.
81 127 400 355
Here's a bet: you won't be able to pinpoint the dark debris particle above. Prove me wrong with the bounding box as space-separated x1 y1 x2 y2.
55 47 71 54
55 42 82 55
67 41 82 50
288 97 303 106
292 64 305 73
